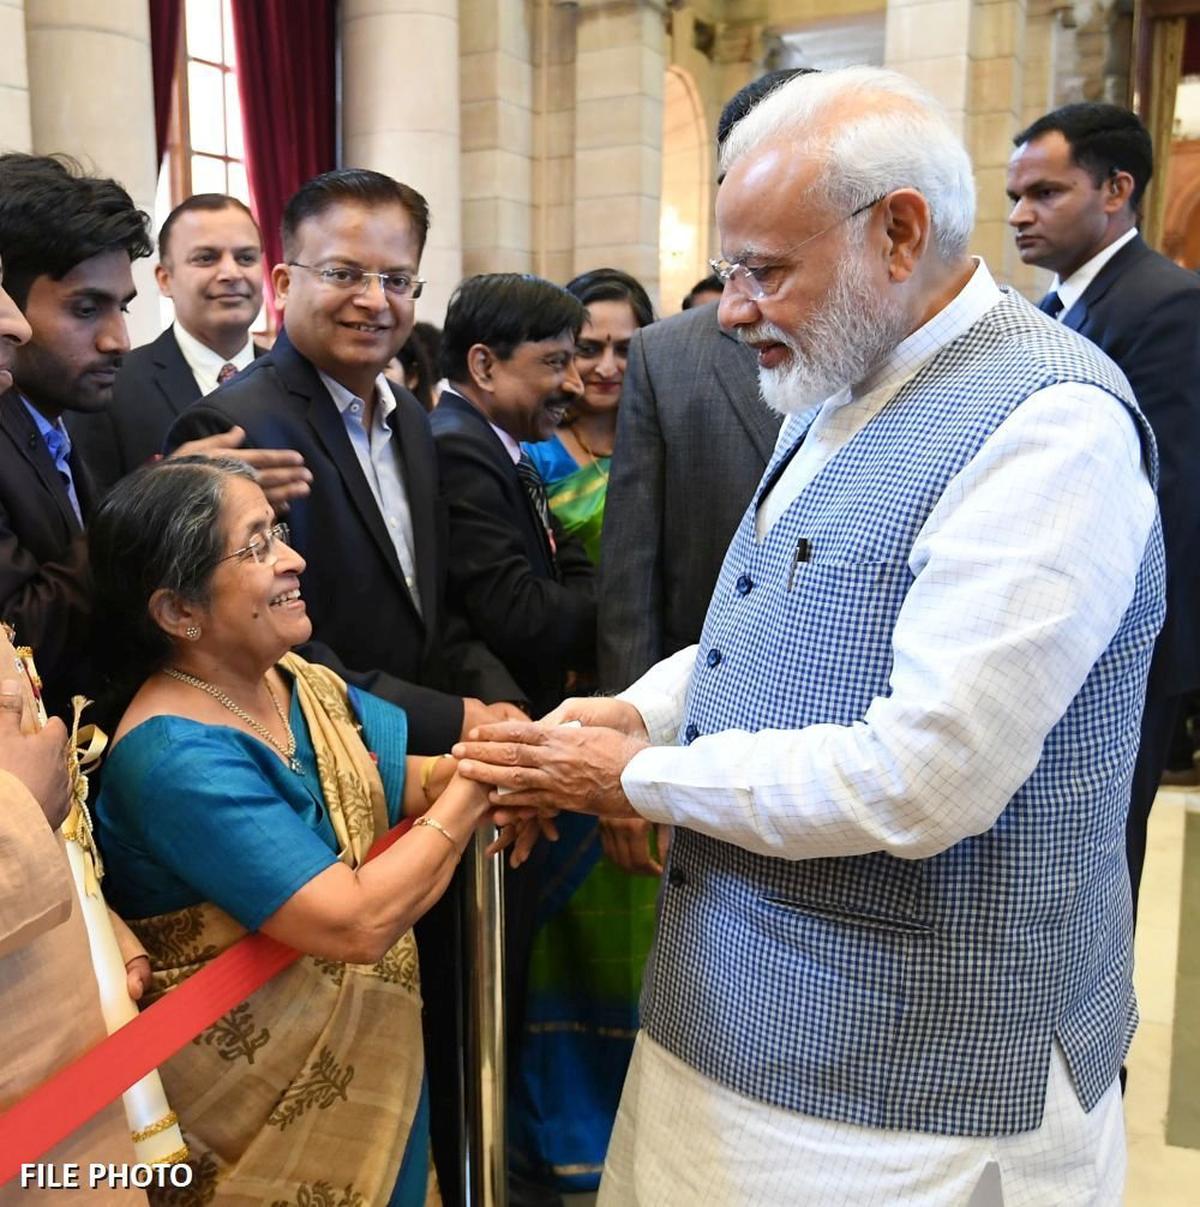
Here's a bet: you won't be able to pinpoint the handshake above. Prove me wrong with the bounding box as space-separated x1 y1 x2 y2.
449 697 665 875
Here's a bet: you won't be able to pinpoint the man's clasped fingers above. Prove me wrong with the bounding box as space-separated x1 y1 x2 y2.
457 756 561 809
454 723 648 818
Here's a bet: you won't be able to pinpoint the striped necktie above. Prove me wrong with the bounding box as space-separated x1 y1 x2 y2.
516 452 557 564
1037 291 1064 319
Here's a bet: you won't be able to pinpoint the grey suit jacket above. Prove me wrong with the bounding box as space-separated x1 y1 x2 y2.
598 302 780 692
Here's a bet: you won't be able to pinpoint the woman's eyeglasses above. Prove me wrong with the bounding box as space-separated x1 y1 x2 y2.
218 522 291 567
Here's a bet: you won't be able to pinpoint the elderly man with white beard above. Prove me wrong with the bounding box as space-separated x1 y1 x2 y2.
457 66 1162 1205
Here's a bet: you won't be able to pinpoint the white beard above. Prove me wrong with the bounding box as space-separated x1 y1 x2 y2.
743 254 913 416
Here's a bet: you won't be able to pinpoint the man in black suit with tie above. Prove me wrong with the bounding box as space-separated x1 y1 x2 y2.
167 177 527 1200
430 274 595 1202
169 171 524 752
70 194 269 495
431 273 596 718
1008 102 1200 920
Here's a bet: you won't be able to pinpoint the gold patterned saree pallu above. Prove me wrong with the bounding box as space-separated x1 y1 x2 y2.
124 655 436 1206
129 906 425 1206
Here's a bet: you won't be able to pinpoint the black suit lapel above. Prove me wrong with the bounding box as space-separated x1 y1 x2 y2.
69 446 97 523
0 392 84 535
304 389 417 600
441 391 555 572
711 321 778 465
1062 234 1147 333
385 383 440 626
272 332 421 618
152 328 203 414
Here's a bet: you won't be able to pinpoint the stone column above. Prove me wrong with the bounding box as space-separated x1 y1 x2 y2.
573 0 667 304
966 0 1028 281
531 0 577 284
341 0 463 323
885 0 975 131
0 0 31 153
460 0 535 277
662 5 764 308
885 0 1029 284
1011 0 1058 297
24 0 159 342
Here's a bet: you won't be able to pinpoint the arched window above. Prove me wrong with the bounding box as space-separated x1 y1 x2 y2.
161 0 251 209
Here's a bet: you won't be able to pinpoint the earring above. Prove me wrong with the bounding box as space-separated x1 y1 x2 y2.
185 625 201 641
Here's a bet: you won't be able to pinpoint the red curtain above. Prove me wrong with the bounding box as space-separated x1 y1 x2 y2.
230 0 337 320
149 0 183 163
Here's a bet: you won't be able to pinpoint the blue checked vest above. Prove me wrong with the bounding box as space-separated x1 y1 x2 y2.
640 288 1166 1135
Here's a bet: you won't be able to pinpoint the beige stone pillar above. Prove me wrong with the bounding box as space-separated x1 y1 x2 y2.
966 0 1028 281
885 0 1029 283
24 0 158 342
341 0 463 323
532 0 577 284
573 0 667 304
1011 0 1058 297
885 0 975 133
0 0 32 153
460 0 535 277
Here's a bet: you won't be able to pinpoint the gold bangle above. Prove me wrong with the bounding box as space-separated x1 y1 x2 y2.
420 753 452 798
414 815 458 850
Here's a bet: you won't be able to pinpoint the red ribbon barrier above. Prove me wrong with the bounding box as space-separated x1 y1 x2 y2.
0 819 411 1184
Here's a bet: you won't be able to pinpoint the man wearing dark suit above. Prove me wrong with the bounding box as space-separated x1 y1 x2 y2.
1009 102 1200 920
0 156 152 720
431 274 594 1204
168 171 523 754
69 194 268 496
0 154 314 723
593 74 809 880
431 273 596 718
167 177 526 1204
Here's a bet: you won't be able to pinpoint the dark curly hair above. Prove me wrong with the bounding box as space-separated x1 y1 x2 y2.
0 153 152 308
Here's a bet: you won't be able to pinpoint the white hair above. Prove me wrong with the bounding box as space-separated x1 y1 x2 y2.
719 66 976 261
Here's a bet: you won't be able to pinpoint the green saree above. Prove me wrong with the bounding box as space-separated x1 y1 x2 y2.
517 434 659 1192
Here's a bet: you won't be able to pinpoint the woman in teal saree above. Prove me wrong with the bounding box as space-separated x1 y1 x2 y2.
519 269 658 1197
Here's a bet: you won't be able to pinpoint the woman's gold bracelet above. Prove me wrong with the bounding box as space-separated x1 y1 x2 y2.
420 753 453 801
414 815 458 850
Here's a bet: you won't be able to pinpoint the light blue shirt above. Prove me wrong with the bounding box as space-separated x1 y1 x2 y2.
21 396 82 525
318 370 422 616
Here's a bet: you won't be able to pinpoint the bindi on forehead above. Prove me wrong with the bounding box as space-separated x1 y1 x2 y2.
235 506 274 539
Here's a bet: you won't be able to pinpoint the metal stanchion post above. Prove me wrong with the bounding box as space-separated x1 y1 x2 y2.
463 829 508 1207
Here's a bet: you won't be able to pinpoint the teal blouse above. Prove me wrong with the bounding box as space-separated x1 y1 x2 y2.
95 679 408 929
